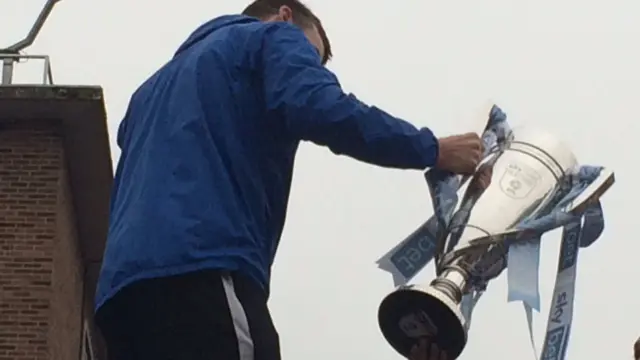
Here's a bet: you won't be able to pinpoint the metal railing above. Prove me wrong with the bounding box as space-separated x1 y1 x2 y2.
0 53 54 85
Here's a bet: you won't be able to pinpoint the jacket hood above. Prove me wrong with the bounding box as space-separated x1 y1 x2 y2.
175 15 258 56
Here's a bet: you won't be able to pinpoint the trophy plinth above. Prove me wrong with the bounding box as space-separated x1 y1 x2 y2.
378 284 467 359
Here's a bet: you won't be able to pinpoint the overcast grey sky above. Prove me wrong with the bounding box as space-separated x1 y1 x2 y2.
3 0 638 359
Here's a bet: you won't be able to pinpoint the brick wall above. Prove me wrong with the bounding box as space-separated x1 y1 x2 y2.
0 119 86 360
50 150 84 360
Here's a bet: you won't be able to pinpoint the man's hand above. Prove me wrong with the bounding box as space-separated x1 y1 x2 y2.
436 133 484 175
469 163 493 191
408 338 447 360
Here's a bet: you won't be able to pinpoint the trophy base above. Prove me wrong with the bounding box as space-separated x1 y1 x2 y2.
378 285 467 359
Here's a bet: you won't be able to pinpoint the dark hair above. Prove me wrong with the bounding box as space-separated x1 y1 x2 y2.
241 0 332 64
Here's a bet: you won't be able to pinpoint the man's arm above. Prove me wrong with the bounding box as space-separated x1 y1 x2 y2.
260 23 439 170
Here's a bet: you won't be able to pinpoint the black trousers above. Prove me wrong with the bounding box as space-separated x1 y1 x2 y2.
95 270 281 360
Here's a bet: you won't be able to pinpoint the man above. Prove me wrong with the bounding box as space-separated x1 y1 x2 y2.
94 1 484 359
635 337 640 360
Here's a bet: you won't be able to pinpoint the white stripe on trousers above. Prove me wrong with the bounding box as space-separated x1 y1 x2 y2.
222 275 255 360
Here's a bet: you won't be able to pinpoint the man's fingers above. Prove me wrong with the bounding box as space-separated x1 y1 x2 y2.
409 344 419 359
409 338 429 360
435 132 486 176
480 177 490 189
474 165 494 189
463 132 483 150
430 342 440 360
473 134 484 153
463 132 478 139
463 150 482 175
408 339 448 360
473 149 483 164
480 171 491 188
419 338 428 353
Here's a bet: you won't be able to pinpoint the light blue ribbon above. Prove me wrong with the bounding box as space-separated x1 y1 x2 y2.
507 165 606 310
506 165 605 360
376 105 609 360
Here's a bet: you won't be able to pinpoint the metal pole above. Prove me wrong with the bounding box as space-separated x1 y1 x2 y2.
1 58 13 85
0 0 62 85
5 0 62 53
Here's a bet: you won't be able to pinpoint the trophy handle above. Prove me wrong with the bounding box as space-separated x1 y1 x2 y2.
442 167 615 281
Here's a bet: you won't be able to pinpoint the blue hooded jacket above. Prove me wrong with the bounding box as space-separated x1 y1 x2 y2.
95 15 439 310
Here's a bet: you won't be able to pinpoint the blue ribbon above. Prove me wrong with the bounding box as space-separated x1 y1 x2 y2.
507 166 605 360
376 105 609 360
507 165 605 310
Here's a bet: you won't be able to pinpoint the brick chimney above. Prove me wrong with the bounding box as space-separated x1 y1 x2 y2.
0 85 112 360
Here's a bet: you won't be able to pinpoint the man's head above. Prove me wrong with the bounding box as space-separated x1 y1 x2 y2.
241 0 332 65
634 337 640 360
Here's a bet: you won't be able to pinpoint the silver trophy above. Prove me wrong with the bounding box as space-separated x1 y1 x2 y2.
377 126 614 359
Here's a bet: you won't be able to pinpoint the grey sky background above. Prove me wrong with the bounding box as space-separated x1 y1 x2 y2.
3 0 638 359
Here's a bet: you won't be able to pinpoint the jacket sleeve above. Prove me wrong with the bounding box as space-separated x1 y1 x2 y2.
259 23 439 170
